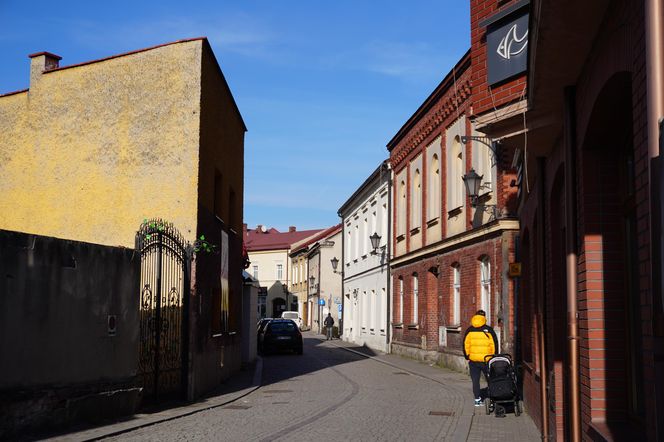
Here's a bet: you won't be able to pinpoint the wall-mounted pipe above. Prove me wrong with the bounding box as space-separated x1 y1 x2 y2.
564 86 580 442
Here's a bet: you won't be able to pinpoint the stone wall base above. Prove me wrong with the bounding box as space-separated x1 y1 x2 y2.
391 343 469 374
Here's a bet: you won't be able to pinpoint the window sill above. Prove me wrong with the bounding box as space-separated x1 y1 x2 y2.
361 254 368 259
447 207 462 217
407 324 419 330
409 227 420 235
393 323 404 329
426 217 439 227
446 325 461 332
396 234 405 242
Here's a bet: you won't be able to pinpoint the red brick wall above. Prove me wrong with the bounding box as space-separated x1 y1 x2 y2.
391 233 512 355
470 0 528 117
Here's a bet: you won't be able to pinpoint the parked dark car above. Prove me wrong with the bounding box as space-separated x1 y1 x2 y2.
257 318 272 350
259 319 303 355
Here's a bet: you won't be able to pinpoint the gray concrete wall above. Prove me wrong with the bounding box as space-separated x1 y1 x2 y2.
0 230 140 436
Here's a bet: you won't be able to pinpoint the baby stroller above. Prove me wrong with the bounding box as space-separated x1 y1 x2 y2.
483 353 521 416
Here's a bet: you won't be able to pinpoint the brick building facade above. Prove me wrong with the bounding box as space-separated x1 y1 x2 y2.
517 0 664 440
387 0 524 371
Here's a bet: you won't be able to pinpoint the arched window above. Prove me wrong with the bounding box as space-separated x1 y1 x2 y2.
413 273 419 323
428 154 440 221
411 169 422 228
480 257 491 324
399 277 404 323
451 263 460 325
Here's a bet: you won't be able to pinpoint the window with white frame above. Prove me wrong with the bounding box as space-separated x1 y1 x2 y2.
370 289 376 330
413 274 419 323
380 287 386 331
354 224 359 260
371 210 377 241
253 265 259 280
381 202 388 246
480 257 491 324
363 217 368 256
363 290 368 330
346 228 352 264
276 264 283 280
428 154 440 221
452 264 460 325
399 278 404 323
411 169 422 229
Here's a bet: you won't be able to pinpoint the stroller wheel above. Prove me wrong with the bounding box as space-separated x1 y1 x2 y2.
485 399 491 415
514 400 521 417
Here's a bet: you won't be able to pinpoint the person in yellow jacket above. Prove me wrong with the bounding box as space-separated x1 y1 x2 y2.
463 310 499 406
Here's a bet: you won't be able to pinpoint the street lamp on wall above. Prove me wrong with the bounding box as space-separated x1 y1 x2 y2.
462 168 499 219
330 256 339 273
369 232 381 254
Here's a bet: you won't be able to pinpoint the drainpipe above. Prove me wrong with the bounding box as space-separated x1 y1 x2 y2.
537 157 549 440
564 87 581 442
647 0 664 438
386 161 393 351
340 214 345 339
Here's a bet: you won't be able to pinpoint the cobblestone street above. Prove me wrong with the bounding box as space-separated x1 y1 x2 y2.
96 333 540 442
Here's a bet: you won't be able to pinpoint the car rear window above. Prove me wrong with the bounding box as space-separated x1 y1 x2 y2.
282 312 298 320
270 322 296 332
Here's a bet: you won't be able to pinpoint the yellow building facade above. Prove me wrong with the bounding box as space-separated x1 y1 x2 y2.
0 38 247 399
0 38 244 247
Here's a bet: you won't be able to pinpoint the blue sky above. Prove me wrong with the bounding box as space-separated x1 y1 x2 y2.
0 1 470 232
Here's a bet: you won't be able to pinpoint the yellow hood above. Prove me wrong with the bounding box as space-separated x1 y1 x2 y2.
471 314 487 328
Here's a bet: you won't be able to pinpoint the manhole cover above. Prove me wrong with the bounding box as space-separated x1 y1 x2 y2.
263 389 293 393
393 372 410 375
224 405 251 410
429 411 454 416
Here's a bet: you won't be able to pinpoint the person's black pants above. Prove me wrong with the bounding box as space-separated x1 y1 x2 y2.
469 361 488 399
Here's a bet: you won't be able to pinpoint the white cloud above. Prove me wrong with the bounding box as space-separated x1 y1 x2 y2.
320 39 457 80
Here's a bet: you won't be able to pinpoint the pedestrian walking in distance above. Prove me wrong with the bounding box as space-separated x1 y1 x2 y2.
324 313 334 340
462 310 498 406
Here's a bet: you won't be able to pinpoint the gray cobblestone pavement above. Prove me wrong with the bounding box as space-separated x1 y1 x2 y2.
45 332 540 441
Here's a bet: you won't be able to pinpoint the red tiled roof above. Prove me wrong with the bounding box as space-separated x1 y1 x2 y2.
290 223 342 254
245 226 324 252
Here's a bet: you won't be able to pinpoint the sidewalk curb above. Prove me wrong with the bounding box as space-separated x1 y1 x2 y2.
57 357 264 441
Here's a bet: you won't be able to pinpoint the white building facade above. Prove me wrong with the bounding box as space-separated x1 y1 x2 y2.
337 161 391 353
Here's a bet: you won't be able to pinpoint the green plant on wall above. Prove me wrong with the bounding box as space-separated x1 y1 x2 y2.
193 235 217 253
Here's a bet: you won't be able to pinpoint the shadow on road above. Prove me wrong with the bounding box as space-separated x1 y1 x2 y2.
259 332 382 387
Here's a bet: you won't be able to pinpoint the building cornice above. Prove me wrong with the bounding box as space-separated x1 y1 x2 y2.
390 219 519 267
389 74 472 168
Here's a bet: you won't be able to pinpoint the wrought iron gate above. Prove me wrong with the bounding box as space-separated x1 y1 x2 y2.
136 219 190 400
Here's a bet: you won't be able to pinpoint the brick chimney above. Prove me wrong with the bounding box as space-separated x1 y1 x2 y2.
289 226 296 232
28 51 61 88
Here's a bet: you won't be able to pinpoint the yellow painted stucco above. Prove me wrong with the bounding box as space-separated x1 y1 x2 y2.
0 40 207 247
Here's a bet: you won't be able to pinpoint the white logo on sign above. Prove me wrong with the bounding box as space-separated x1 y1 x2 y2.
497 24 528 60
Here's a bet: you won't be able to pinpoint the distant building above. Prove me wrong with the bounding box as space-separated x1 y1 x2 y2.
244 224 322 319
305 225 342 334
338 161 391 353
